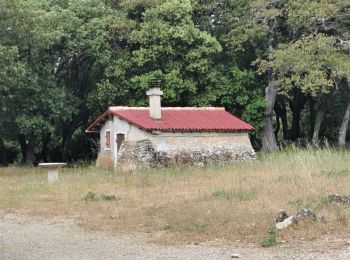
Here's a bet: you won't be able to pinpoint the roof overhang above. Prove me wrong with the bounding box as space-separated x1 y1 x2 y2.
86 107 255 133
85 110 112 133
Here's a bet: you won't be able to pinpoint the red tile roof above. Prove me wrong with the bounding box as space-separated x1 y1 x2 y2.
86 107 254 132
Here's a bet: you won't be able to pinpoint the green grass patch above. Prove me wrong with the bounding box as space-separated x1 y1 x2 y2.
101 194 118 201
261 226 277 247
321 169 350 178
212 188 257 201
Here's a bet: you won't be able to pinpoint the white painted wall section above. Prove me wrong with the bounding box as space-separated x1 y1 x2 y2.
100 119 114 154
113 116 150 141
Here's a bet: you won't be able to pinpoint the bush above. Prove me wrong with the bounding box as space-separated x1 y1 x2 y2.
261 226 277 247
101 194 117 201
84 191 97 201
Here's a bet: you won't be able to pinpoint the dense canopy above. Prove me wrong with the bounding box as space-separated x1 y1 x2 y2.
0 0 349 165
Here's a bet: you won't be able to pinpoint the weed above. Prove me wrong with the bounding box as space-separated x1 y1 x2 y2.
83 191 97 201
261 226 277 247
333 204 349 225
189 221 208 232
101 194 118 201
277 174 299 184
322 169 350 178
163 223 172 230
316 196 329 209
212 188 256 201
289 196 314 208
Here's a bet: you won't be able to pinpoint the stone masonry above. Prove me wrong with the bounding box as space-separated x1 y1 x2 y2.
117 135 256 172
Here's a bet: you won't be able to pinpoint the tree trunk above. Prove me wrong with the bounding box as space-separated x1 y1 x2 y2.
289 89 307 140
40 133 51 163
312 109 325 147
261 73 279 151
261 17 279 152
275 102 288 140
18 134 26 163
61 129 74 162
290 107 302 140
280 104 288 140
309 96 316 139
274 113 280 138
25 137 35 166
338 100 350 147
0 135 7 166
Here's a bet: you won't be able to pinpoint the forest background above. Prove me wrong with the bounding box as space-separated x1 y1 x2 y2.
0 0 350 166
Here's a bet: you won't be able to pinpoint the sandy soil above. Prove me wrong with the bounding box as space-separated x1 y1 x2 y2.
1 212 350 260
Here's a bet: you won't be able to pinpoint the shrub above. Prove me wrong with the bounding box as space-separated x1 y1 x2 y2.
101 194 117 201
83 191 97 201
261 226 277 247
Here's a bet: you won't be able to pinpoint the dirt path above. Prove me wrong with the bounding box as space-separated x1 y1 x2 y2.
1 213 350 260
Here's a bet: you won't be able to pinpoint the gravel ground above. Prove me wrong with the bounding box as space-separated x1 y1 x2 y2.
1 213 350 260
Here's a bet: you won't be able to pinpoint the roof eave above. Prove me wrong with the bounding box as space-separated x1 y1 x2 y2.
85 109 111 133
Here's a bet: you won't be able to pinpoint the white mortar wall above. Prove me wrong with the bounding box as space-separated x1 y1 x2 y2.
113 116 151 141
111 116 151 167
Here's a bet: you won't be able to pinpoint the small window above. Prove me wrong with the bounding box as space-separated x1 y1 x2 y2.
105 130 111 150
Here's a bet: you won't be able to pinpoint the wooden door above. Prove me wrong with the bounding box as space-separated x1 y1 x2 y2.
116 133 125 152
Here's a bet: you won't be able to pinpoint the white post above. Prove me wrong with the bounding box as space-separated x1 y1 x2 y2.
38 163 66 183
48 168 59 183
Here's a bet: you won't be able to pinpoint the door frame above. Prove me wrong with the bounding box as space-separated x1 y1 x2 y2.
114 132 126 168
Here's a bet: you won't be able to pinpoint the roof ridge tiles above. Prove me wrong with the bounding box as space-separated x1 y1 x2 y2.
109 106 225 111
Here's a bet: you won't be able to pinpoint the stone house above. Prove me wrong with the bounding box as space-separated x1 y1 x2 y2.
86 88 256 170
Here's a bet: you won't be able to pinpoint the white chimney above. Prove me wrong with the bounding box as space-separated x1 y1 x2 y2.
146 87 163 120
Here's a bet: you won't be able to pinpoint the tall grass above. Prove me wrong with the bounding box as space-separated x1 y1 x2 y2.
1 147 350 244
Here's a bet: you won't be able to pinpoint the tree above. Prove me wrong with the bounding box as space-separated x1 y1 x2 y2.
51 0 121 160
249 0 288 151
254 0 350 147
0 0 68 164
0 45 24 165
99 0 222 106
260 34 350 143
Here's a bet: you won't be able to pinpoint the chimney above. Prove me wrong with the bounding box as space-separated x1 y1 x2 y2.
146 87 163 120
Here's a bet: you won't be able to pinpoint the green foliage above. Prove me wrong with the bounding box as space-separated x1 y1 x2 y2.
83 192 118 201
212 188 257 201
83 191 97 201
261 225 277 247
258 34 350 97
1 0 350 163
99 0 223 105
101 194 118 201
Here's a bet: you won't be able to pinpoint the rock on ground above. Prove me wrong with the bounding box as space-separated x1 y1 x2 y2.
276 215 297 230
275 209 289 223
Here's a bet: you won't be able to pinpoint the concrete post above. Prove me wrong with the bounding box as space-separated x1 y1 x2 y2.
146 87 163 120
38 163 66 183
48 168 59 183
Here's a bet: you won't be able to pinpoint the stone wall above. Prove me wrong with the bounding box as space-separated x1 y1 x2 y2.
116 133 256 171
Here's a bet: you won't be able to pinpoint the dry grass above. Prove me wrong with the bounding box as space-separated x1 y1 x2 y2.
96 153 114 170
1 148 350 245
